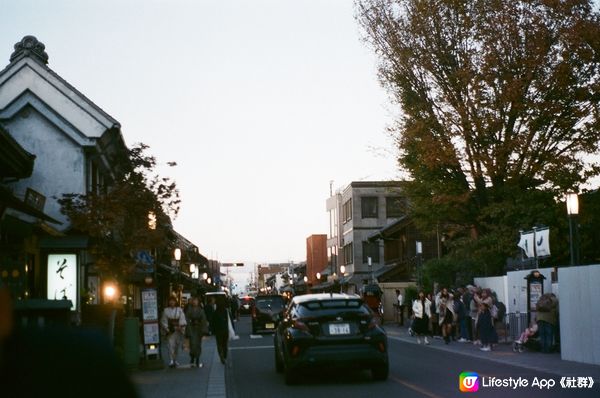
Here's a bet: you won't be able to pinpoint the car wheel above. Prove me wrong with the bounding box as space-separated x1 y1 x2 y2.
372 363 389 381
274 345 283 373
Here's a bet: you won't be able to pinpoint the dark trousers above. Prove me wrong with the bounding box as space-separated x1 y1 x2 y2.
538 320 554 353
215 332 228 360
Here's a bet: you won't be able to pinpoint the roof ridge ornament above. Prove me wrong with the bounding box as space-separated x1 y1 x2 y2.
10 35 49 65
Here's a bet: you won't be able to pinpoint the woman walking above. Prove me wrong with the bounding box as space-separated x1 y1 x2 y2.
160 296 187 368
436 288 455 344
210 298 230 364
185 296 209 368
411 291 431 345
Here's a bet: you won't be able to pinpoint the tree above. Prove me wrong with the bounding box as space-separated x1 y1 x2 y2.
358 0 600 272
59 143 180 281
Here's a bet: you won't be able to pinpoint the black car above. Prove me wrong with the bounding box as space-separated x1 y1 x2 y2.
239 296 255 315
252 294 286 334
273 293 388 384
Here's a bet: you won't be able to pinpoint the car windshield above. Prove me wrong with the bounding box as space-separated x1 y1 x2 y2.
256 298 285 311
297 299 369 316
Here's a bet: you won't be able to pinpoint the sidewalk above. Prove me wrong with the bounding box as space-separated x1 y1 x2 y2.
384 322 600 381
131 335 227 398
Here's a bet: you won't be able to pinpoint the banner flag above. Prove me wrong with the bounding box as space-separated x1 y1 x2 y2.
518 231 535 258
535 228 551 257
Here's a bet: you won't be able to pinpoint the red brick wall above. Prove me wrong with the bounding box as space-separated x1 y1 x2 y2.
306 234 328 284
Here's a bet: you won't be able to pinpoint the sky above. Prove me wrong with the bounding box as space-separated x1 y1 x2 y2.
0 0 399 271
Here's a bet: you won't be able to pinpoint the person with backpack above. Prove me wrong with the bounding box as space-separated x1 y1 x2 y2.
536 293 558 353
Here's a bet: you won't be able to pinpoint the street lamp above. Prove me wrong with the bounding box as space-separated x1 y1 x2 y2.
173 248 182 303
566 192 579 266
416 241 423 289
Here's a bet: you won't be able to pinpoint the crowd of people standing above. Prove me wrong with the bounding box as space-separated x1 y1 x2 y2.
407 285 503 352
160 294 240 368
405 285 559 354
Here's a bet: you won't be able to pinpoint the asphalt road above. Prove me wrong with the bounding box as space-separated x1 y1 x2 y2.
226 316 597 398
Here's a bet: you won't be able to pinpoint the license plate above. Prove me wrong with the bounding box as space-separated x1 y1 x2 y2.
265 323 275 329
329 323 350 335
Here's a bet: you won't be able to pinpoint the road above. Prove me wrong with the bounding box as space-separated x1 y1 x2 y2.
226 316 598 398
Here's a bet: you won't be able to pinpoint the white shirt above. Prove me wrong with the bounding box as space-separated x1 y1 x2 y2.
397 294 403 306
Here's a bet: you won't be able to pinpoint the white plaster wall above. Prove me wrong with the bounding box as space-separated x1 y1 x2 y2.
0 60 111 137
473 275 507 307
4 108 85 228
558 264 600 365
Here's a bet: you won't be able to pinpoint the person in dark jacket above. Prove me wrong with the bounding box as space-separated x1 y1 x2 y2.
185 296 209 367
210 299 230 364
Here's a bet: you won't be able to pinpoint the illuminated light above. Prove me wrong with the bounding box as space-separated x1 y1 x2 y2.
104 284 117 300
12 269 19 278
202 272 208 280
148 211 157 230
25 264 28 273
566 192 579 215
174 248 182 261
149 345 156 350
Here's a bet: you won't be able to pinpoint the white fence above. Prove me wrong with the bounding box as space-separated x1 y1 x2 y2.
558 264 600 365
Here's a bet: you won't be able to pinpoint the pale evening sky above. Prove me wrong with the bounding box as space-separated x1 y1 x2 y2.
1 0 400 268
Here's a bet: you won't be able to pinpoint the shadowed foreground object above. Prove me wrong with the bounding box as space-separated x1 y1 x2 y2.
0 286 138 398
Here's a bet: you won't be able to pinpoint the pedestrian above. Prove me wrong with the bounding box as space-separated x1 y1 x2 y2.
185 296 209 368
436 287 455 344
411 291 431 345
469 286 481 345
210 298 230 364
454 289 469 342
230 295 240 322
536 293 558 353
204 297 216 335
462 285 474 342
474 289 497 351
396 289 404 326
160 296 187 368
428 292 439 338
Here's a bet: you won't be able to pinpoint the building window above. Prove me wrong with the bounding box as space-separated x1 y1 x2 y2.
362 241 380 264
342 199 352 223
386 197 405 218
343 243 354 265
361 197 378 219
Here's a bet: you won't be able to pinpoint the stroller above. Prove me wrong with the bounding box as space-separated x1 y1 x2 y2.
512 323 540 352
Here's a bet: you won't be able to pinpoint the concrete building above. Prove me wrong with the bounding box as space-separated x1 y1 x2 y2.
326 181 406 293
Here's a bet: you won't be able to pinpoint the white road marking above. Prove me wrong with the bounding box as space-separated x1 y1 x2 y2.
249 334 264 339
229 345 274 350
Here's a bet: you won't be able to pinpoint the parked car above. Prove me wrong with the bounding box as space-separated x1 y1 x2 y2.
273 293 388 384
239 296 255 315
252 294 286 334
